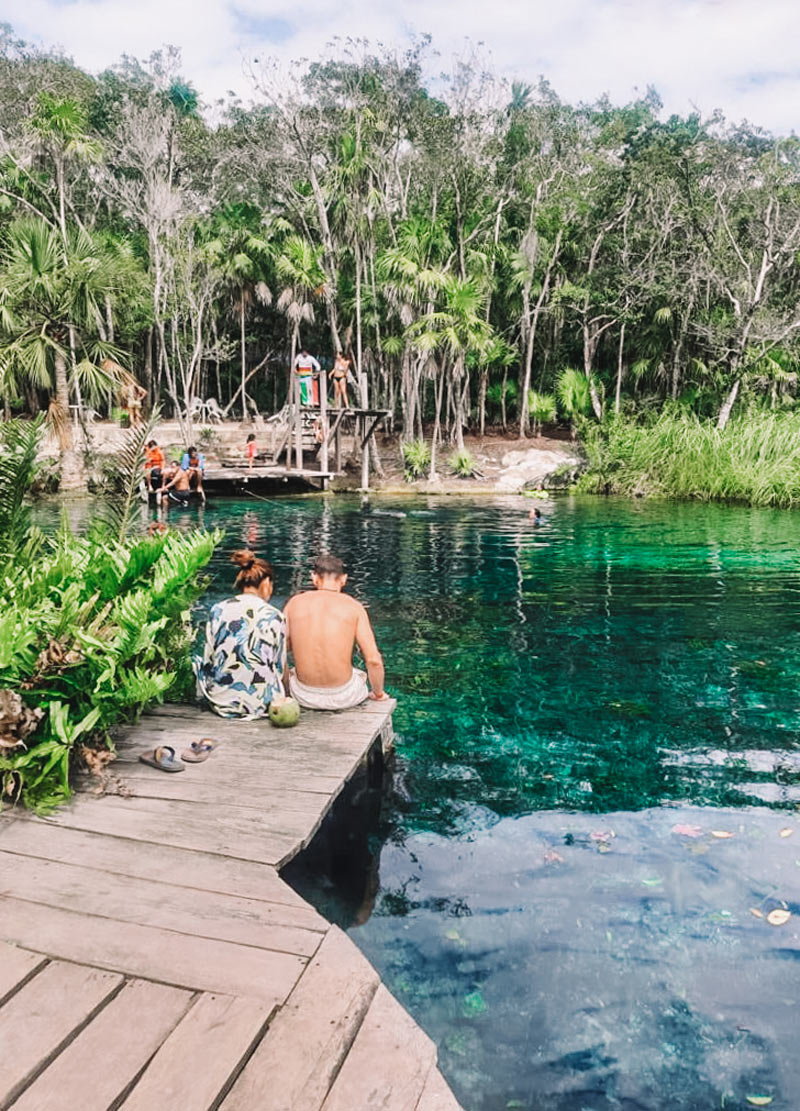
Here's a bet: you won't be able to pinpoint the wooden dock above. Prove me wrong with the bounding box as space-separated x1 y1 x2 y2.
0 701 461 1111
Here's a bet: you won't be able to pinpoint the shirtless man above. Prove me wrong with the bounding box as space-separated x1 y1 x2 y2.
284 553 388 710
158 462 194 507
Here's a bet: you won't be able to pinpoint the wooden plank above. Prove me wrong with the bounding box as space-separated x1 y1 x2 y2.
27 800 300 866
415 1069 462 1111
0 898 306 1003
101 791 331 822
0 821 310 908
321 985 436 1111
104 769 339 802
121 994 271 1111
221 926 379 1111
0 854 326 956
11 979 192 1111
0 961 122 1108
0 942 47 1007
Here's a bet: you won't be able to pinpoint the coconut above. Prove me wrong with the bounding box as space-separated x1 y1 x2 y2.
269 696 300 728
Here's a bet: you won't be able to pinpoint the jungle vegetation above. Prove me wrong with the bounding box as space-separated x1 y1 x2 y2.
3 26 800 496
0 415 219 809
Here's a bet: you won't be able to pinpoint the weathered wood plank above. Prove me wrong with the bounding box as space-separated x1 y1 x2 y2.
0 942 47 1007
0 854 326 956
107 766 340 798
11 979 192 1111
120 994 271 1111
415 1069 462 1111
26 799 299 866
0 821 309 907
320 985 436 1111
0 898 305 1003
0 961 122 1108
221 926 379 1111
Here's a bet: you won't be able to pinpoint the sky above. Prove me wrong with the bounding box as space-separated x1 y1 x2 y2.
2 0 799 134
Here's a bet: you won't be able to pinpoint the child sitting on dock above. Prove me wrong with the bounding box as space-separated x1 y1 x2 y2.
194 550 286 719
180 446 206 502
284 553 388 710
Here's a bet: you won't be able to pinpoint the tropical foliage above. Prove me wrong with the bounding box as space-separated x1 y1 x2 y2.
0 418 220 810
4 31 800 497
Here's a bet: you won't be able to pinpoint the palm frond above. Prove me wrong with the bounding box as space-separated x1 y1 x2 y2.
0 415 44 567
98 408 160 544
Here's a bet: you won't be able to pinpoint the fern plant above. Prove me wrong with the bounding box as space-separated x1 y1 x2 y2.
527 391 557 435
0 418 223 811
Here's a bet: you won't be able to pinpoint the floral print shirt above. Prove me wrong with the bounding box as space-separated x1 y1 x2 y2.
194 594 286 719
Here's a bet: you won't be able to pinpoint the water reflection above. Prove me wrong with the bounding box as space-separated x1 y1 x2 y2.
35 493 800 1109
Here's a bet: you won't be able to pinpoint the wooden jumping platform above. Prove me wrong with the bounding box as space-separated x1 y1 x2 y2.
0 701 461 1111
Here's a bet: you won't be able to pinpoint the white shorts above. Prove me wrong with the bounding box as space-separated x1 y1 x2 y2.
289 668 368 711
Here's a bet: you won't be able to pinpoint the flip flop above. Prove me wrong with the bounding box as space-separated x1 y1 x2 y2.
181 738 218 763
139 745 185 773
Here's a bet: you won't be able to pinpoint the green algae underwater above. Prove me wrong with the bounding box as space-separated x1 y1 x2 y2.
70 493 800 1110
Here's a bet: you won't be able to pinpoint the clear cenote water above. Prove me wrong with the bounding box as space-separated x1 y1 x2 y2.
46 493 800 1110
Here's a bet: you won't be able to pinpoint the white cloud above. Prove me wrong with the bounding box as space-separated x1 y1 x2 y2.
2 0 799 132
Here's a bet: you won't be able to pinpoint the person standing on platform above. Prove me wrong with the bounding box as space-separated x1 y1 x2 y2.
331 350 351 408
293 348 320 406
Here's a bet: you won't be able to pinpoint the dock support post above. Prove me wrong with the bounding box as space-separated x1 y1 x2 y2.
294 376 303 473
360 373 370 491
319 369 328 477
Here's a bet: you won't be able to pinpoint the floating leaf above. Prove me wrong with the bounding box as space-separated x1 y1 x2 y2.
766 909 791 927
444 928 461 941
590 830 615 842
750 907 764 919
746 1097 774 1107
672 823 703 838
641 877 663 887
711 830 734 839
543 849 564 864
779 828 794 838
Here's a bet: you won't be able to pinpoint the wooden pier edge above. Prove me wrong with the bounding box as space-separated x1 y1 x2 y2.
0 700 463 1111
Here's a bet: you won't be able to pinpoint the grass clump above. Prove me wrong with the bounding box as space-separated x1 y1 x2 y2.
578 409 800 507
449 449 477 478
401 439 431 480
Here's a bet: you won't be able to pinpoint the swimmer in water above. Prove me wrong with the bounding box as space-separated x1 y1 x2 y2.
529 507 542 524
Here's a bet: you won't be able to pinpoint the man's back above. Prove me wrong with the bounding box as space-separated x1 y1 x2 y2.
285 589 362 687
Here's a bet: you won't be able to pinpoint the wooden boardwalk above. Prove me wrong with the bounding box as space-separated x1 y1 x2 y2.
0 701 461 1111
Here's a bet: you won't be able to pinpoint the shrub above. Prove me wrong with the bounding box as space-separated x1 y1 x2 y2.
527 390 557 434
449 449 477 478
401 439 431 480
0 418 221 810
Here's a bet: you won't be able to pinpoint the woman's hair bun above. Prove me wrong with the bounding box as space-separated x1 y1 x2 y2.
231 549 256 570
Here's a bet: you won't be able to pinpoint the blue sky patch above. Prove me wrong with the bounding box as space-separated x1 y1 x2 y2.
231 6 295 44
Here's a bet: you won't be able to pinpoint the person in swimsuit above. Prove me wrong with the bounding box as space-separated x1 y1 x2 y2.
160 465 193 506
180 446 206 503
194 550 286 719
331 351 351 408
245 433 257 469
293 348 321 406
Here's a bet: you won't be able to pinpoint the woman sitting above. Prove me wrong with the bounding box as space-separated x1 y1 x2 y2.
195 550 286 719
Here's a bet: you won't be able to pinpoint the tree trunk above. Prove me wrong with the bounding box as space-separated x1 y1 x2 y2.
240 292 247 419
54 349 84 491
717 376 740 431
614 322 626 415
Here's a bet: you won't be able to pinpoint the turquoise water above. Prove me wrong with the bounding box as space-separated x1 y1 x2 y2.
44 494 800 1109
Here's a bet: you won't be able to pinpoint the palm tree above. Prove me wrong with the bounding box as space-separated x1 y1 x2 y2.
275 235 327 390
0 218 123 488
406 274 494 474
207 212 272 418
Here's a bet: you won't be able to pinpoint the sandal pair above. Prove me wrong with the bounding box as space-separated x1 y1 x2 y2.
139 739 217 773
